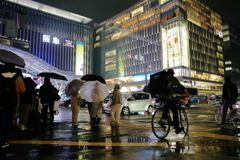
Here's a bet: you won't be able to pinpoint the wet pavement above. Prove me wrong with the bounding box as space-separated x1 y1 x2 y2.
1 105 240 160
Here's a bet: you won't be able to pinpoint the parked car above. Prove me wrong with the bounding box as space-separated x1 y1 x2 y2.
104 92 154 115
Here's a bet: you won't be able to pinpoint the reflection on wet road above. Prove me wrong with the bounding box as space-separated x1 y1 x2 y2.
1 105 240 160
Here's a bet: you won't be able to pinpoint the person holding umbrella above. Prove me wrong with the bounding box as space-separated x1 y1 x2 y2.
65 79 85 126
39 77 59 130
71 92 83 126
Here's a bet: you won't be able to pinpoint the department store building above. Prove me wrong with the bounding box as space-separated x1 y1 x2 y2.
0 0 93 83
93 0 224 94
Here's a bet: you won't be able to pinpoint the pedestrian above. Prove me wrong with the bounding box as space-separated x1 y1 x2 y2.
39 77 58 130
90 102 102 127
221 77 239 128
110 84 122 124
0 63 25 148
19 77 37 130
158 69 190 134
71 92 82 126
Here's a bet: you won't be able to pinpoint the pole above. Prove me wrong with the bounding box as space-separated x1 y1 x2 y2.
145 65 147 85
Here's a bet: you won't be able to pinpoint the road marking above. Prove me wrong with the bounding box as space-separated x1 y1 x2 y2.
8 140 240 147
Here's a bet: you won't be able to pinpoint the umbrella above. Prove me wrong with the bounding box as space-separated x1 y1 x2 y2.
0 49 25 67
81 74 106 84
37 72 67 81
79 81 109 102
65 79 85 96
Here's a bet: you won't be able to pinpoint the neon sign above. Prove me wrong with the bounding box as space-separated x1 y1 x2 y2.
63 39 74 47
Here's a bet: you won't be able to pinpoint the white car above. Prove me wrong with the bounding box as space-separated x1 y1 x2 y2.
104 92 154 115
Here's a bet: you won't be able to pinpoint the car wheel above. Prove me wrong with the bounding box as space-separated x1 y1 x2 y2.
147 106 153 114
121 106 130 115
185 100 191 107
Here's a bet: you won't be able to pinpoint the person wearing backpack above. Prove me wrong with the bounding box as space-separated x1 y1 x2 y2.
158 69 190 134
221 77 239 128
0 63 25 148
39 77 58 130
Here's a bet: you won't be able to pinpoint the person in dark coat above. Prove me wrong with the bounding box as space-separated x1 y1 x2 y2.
0 64 25 148
221 77 239 128
19 77 37 130
39 77 58 130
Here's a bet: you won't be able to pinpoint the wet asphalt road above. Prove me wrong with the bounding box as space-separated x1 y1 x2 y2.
1 104 240 160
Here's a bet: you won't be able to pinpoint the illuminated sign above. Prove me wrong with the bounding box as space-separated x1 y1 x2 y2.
43 34 50 43
134 55 144 61
216 29 223 37
133 74 151 82
75 42 84 75
43 35 60 44
63 39 74 47
52 37 60 44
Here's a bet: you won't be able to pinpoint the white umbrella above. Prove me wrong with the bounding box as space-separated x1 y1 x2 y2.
80 81 109 102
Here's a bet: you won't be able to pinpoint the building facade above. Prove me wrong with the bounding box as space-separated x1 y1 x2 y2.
93 0 224 93
0 0 93 79
222 21 240 84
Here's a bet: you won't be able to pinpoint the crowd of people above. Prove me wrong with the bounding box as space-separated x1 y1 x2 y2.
0 63 239 149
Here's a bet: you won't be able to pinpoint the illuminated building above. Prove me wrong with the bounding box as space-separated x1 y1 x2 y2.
0 0 93 79
222 21 240 84
93 0 224 93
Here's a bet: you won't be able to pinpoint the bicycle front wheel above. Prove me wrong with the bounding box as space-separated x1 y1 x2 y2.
231 110 240 129
179 108 189 134
214 108 222 125
151 109 170 139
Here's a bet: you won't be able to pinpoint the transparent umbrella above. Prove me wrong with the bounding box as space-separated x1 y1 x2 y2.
79 81 109 102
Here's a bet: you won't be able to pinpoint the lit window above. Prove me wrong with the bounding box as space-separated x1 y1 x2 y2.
225 61 231 65
225 67 232 71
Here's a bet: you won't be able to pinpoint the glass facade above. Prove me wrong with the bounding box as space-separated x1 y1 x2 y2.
0 1 92 76
94 0 224 91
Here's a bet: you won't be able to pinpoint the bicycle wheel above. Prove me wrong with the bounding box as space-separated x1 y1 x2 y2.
214 108 222 125
179 108 189 134
231 110 240 129
151 109 170 139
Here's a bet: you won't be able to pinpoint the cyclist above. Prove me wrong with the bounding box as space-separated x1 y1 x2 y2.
159 69 190 134
221 77 238 128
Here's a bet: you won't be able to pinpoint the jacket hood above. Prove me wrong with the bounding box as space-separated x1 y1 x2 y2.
1 72 16 78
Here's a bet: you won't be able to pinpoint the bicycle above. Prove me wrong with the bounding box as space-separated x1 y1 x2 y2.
214 103 240 128
151 96 189 139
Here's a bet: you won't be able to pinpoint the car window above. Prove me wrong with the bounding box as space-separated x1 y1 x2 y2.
141 94 149 99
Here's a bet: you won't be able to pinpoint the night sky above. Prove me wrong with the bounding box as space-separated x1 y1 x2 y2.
34 0 240 28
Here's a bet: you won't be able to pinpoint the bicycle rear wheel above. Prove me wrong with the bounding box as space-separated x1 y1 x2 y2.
151 109 170 139
214 108 222 125
179 108 189 134
231 110 240 129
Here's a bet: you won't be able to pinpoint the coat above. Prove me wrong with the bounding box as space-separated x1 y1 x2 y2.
111 89 122 106
158 76 185 100
1 72 26 108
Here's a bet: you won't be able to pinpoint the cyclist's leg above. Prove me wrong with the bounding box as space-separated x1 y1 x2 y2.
168 100 179 129
222 100 231 124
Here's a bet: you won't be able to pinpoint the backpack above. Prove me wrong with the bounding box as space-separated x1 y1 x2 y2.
148 70 172 95
40 85 55 104
226 83 238 99
0 74 19 107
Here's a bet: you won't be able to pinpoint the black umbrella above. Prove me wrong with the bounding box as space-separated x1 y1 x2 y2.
81 74 106 84
37 72 68 81
0 49 25 67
